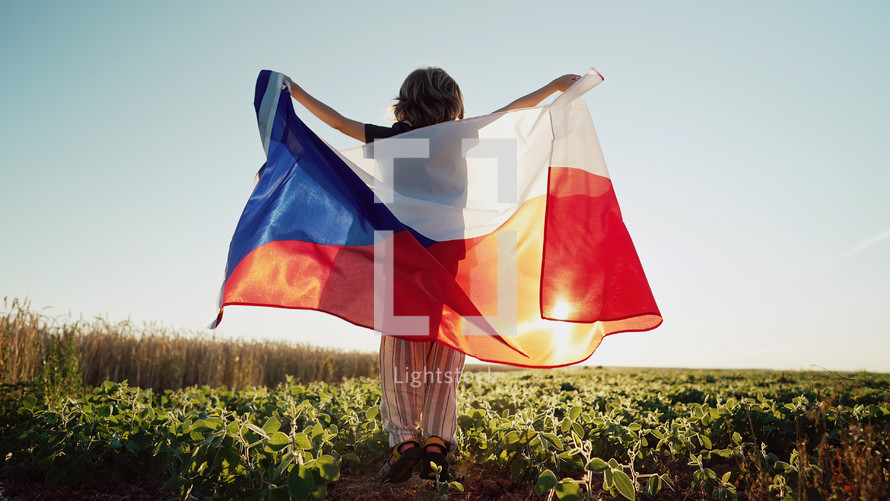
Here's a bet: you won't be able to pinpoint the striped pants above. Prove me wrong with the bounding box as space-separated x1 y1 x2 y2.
378 335 466 454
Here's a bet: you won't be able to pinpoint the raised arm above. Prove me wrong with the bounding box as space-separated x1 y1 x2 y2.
493 74 581 114
284 76 365 142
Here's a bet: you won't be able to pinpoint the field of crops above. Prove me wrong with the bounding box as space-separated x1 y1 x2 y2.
2 366 889 500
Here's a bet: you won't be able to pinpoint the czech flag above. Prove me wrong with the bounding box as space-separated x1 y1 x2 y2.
212 69 661 368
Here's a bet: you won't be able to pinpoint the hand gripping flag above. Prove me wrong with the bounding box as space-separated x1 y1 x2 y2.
211 69 662 368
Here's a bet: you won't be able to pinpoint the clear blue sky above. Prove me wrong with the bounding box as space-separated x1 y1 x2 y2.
2 1 888 372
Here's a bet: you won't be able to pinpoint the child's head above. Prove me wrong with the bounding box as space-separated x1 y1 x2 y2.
393 66 464 128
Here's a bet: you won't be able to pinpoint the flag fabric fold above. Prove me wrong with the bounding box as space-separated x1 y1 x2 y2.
212 69 661 368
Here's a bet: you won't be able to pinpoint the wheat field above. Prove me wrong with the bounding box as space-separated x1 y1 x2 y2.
0 298 378 390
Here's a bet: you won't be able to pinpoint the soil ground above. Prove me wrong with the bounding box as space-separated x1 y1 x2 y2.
0 458 536 501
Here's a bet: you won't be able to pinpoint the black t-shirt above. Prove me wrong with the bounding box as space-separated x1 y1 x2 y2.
364 122 415 143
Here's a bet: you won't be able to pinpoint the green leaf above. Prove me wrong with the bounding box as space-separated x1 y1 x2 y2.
535 469 558 494
457 415 473 428
569 406 582 420
699 434 712 449
267 431 289 451
189 419 207 432
628 423 642 432
246 422 269 438
503 430 521 448
125 439 140 456
161 476 188 491
732 432 742 445
288 463 314 500
310 422 324 440
16 429 37 440
310 483 327 500
21 396 37 408
263 416 281 435
293 432 312 450
220 444 241 467
315 454 340 481
571 422 584 439
555 479 582 500
542 433 564 450
612 469 635 500
203 417 223 430
510 456 528 483
646 475 661 497
585 457 609 472
274 453 294 480
341 453 360 469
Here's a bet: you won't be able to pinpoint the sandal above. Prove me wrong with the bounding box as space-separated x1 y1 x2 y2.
419 436 451 481
379 438 422 484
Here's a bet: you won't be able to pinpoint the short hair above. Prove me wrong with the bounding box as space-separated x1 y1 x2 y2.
393 67 465 129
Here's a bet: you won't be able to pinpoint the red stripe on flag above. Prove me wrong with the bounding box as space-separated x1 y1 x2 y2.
219 232 529 359
542 167 660 323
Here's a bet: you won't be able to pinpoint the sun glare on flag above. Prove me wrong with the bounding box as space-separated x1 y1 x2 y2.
551 298 572 320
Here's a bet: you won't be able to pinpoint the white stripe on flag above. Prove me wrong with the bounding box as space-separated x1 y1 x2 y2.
338 69 606 242
258 72 286 157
